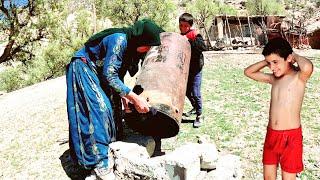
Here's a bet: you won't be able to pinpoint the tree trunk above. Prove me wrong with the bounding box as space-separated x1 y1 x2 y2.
0 40 14 64
92 1 97 33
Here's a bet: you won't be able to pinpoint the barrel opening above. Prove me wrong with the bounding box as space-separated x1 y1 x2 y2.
124 107 179 138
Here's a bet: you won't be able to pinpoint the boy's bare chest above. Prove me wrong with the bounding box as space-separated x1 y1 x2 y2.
273 79 295 91
271 75 304 100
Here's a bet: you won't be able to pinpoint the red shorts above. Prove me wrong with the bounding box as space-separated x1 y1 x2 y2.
263 126 303 173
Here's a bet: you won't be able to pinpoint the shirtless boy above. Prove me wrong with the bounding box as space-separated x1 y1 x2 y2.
244 38 313 180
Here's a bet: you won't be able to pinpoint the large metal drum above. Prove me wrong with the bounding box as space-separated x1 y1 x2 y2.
125 32 191 138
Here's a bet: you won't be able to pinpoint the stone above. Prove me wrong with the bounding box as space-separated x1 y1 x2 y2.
198 143 219 170
206 154 242 180
109 141 169 179
123 134 155 157
163 144 201 180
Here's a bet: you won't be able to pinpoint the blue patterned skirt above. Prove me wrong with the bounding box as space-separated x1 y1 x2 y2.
66 58 116 169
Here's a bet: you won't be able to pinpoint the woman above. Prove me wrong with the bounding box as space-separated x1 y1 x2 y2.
66 19 164 178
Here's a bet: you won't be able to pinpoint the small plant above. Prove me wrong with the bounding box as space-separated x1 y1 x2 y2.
0 66 25 92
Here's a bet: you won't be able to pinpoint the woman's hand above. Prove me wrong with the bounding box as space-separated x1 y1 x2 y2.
121 97 132 113
124 91 150 113
132 95 150 113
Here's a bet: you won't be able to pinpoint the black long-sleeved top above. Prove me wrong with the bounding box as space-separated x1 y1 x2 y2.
188 34 207 74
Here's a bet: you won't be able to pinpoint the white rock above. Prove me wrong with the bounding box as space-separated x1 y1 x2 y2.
109 141 169 179
206 154 242 180
123 134 155 157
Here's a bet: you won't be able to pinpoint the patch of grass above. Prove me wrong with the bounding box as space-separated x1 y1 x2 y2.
300 170 318 180
163 53 320 178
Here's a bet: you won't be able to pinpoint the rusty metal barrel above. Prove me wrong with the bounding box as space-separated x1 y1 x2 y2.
125 32 191 138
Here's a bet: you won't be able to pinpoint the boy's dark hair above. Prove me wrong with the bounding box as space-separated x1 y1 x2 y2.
262 37 293 60
179 13 194 26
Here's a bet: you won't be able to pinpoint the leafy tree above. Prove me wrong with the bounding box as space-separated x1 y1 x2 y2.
246 0 285 15
0 0 95 91
0 65 25 91
185 0 217 27
0 0 70 64
96 0 177 31
183 0 236 47
218 4 237 16
0 0 179 92
185 0 236 28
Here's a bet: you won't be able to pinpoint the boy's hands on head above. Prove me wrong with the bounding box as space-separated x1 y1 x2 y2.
244 60 274 84
291 52 313 82
291 52 297 64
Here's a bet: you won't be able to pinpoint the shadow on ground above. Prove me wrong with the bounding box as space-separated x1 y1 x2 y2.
59 149 91 180
181 118 195 123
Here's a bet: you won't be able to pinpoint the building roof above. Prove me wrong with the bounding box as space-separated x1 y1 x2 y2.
214 15 286 20
306 21 320 34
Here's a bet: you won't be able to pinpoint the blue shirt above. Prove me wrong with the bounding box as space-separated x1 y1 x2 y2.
74 33 131 96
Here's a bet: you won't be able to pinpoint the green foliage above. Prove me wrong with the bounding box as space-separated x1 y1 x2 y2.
186 0 218 25
0 40 79 92
218 3 237 16
284 0 306 10
0 65 25 92
0 0 179 92
73 9 95 38
246 0 285 15
0 0 69 63
0 39 77 92
32 41 74 80
98 0 177 31
0 0 94 92
185 0 236 31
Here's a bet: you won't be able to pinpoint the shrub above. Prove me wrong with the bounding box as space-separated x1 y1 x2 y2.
0 66 26 92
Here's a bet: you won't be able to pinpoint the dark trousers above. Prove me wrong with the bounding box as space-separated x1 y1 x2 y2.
186 70 202 116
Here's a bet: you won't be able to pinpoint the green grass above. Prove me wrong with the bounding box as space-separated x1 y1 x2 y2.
162 53 320 179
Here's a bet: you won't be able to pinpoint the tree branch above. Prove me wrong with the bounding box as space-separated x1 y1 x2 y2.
28 0 36 16
0 27 45 64
0 0 9 18
0 40 15 63
134 2 141 23
11 29 45 56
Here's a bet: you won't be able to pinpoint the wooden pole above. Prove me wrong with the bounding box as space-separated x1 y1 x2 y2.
92 0 97 33
195 19 213 49
237 16 244 41
226 15 232 46
217 17 224 39
224 19 229 45
263 16 268 44
247 16 254 46
201 21 213 49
